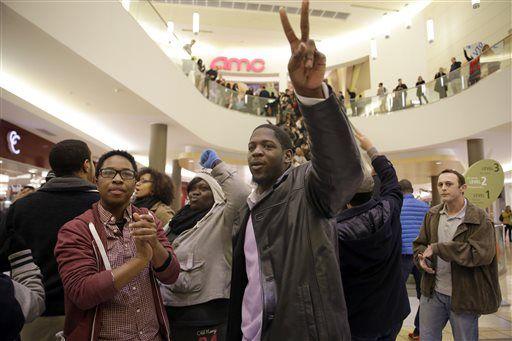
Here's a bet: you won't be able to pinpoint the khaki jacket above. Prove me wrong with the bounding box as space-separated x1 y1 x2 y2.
161 162 250 307
413 200 501 314
150 201 175 226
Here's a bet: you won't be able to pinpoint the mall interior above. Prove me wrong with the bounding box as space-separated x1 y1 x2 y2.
1 0 511 340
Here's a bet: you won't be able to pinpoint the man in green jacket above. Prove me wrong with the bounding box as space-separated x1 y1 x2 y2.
413 169 501 340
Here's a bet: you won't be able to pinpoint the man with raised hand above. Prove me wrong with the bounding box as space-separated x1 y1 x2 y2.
227 1 363 340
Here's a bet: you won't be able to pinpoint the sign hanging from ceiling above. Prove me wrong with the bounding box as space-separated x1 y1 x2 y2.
464 159 504 209
210 57 265 73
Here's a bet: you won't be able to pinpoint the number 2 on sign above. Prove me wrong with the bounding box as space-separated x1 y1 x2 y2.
481 177 487 186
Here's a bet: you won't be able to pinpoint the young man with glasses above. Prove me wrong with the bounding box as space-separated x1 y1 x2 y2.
55 150 179 340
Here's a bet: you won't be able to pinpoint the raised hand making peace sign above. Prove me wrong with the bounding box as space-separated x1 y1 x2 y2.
279 0 326 98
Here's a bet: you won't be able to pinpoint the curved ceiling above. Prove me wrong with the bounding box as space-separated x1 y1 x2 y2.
2 0 510 182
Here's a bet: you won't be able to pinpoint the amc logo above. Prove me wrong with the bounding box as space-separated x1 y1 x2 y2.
210 57 265 73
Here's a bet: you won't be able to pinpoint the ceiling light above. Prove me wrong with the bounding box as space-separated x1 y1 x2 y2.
471 0 480 9
370 39 378 60
167 21 174 41
29 168 38 174
426 19 435 43
383 14 391 39
0 174 9 183
405 17 412 29
121 0 130 11
192 13 200 35
0 71 134 150
435 161 442 165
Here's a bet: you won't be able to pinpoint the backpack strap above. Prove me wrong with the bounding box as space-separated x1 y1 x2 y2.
88 222 111 271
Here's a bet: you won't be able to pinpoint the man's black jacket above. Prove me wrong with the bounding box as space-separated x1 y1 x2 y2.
336 155 410 338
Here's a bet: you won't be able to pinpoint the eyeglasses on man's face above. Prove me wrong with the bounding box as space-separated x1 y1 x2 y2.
98 168 136 180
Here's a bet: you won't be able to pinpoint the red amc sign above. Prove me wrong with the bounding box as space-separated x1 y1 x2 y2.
210 57 265 73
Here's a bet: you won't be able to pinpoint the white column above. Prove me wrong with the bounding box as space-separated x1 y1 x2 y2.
278 71 289 92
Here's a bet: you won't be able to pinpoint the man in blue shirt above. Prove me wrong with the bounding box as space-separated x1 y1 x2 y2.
399 179 429 340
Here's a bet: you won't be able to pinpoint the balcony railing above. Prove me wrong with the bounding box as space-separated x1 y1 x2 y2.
126 1 511 118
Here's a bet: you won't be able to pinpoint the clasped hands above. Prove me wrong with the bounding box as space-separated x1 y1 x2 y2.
130 213 159 263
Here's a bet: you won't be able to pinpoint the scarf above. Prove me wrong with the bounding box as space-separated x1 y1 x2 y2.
168 204 210 238
133 196 160 210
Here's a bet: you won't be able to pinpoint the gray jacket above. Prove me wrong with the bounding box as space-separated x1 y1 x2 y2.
10 249 46 322
227 94 364 341
161 162 250 306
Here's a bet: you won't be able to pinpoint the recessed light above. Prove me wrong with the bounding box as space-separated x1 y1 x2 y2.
435 161 442 165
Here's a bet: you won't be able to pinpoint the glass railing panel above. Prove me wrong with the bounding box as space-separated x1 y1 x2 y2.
346 34 510 118
199 74 277 116
124 1 511 119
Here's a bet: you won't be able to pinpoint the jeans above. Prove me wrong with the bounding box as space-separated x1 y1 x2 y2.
420 291 479 341
351 321 403 341
401 255 421 334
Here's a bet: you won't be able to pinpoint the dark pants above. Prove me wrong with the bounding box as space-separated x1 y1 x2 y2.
352 322 403 341
402 254 421 335
505 224 512 242
170 323 227 341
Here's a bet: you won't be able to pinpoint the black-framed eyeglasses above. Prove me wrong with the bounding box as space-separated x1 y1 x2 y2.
98 168 136 180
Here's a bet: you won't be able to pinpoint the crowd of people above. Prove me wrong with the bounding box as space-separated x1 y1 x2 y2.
0 2 505 341
359 44 502 116
192 38 503 120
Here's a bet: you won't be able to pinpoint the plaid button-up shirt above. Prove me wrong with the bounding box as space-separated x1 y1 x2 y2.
97 203 161 341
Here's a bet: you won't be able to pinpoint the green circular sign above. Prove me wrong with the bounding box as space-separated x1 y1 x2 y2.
464 159 504 209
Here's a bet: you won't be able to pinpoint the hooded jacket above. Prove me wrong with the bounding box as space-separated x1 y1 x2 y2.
0 176 98 316
336 154 410 337
161 162 250 308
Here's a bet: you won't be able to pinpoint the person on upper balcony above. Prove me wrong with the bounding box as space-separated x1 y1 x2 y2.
415 76 428 105
206 66 219 81
449 57 463 94
226 1 364 340
258 86 270 98
434 67 448 99
392 79 408 110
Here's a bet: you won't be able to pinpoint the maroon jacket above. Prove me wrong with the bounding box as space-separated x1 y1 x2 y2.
54 203 179 340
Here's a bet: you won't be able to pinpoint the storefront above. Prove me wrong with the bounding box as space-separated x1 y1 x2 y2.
0 119 54 210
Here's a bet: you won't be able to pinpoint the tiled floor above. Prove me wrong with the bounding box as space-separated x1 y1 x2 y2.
398 243 512 340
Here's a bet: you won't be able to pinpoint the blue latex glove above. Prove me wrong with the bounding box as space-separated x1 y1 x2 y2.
200 149 220 169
